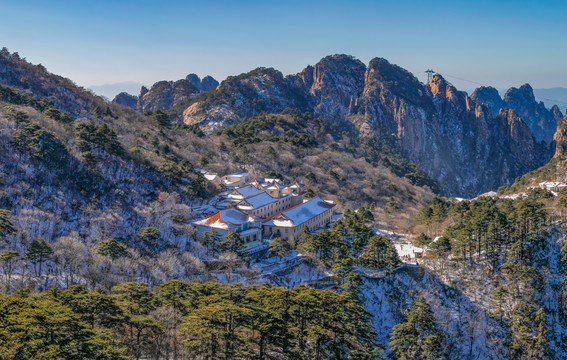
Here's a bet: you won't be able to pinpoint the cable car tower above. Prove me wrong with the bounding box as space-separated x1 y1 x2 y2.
425 69 435 83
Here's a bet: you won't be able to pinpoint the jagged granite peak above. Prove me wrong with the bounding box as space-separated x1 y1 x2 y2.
503 83 561 144
367 57 427 104
186 73 201 89
201 75 219 91
112 92 138 108
185 73 218 91
137 74 219 113
470 86 505 115
137 78 200 113
301 54 366 123
358 58 432 135
552 104 563 121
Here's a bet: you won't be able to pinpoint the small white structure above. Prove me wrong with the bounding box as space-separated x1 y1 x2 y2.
539 181 567 193
478 191 498 199
222 171 251 188
499 192 527 200
197 169 222 186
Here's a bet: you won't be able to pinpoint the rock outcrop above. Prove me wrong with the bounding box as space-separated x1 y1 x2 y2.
472 84 563 145
112 92 138 108
503 84 562 144
470 86 505 115
300 54 366 123
553 112 567 157
183 67 309 132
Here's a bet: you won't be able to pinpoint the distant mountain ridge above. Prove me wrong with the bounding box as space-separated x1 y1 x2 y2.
471 84 563 144
135 73 218 114
151 54 560 197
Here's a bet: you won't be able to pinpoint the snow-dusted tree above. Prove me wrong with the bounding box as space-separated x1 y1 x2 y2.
53 232 87 288
0 250 20 289
218 252 242 284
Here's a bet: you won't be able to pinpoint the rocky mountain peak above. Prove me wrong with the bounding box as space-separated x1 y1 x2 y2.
470 86 504 115
504 83 536 104
185 73 219 92
201 76 219 91
112 92 138 108
301 54 366 122
502 83 559 144
428 74 451 98
186 73 201 88
137 74 218 113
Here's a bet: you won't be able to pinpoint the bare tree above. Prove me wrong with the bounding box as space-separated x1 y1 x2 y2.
53 232 87 288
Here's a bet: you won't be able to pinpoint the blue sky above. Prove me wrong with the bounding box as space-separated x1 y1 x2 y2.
1 0 566 98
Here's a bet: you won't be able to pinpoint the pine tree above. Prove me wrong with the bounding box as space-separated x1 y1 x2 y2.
95 238 128 259
25 239 53 277
138 227 162 255
0 250 20 287
269 237 291 260
154 110 171 128
0 209 16 242
533 308 550 359
200 229 222 257
221 231 244 254
390 297 443 360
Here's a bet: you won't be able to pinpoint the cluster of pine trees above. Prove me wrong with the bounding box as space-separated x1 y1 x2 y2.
417 192 566 359
0 281 380 360
296 208 400 276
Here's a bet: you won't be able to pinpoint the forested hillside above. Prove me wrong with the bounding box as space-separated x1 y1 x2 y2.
411 192 567 358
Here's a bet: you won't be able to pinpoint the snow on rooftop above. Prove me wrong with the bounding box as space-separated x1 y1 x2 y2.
264 197 335 227
227 171 248 177
236 185 264 198
194 208 255 230
240 192 283 209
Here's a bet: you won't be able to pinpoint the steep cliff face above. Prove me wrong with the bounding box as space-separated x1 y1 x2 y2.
553 112 567 157
300 54 366 123
471 84 563 145
354 69 550 196
112 92 138 108
503 84 561 144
